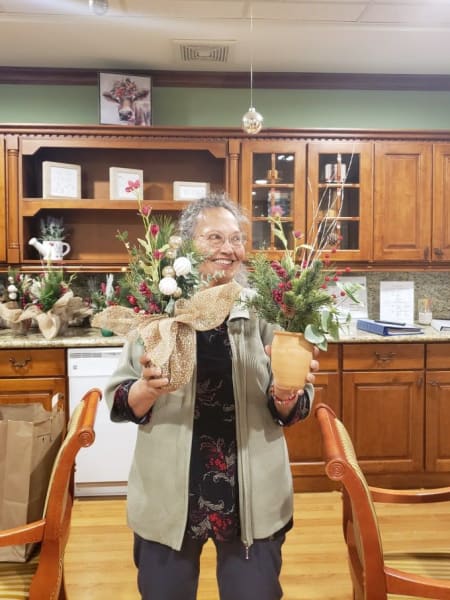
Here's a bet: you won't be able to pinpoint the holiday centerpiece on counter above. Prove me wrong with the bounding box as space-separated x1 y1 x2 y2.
0 269 34 334
92 182 241 390
0 265 92 339
245 206 361 389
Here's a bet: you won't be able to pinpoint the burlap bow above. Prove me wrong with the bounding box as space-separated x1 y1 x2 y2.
92 281 242 391
18 290 92 339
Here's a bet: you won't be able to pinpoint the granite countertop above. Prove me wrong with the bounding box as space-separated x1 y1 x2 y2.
1 322 450 349
0 326 126 349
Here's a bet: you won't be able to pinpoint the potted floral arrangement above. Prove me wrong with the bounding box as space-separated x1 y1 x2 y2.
28 216 71 261
245 207 361 389
19 266 91 339
0 269 34 334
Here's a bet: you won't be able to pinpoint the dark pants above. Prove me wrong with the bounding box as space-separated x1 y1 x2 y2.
133 532 285 600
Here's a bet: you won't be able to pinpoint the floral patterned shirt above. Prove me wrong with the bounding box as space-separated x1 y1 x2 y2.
112 321 310 542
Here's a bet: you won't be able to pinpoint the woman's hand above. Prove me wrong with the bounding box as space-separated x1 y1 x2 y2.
265 345 320 416
127 353 169 419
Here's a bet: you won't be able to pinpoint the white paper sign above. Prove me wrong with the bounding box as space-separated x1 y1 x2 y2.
380 281 415 324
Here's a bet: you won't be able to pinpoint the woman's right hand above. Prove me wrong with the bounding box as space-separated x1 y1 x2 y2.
127 353 169 418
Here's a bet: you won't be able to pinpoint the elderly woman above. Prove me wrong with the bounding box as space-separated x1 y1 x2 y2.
105 194 318 600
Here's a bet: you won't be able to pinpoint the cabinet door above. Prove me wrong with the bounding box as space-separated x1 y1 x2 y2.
426 371 450 472
0 137 6 262
432 144 450 262
285 371 340 479
374 142 432 261
307 141 373 261
240 140 306 255
0 377 66 411
343 371 424 473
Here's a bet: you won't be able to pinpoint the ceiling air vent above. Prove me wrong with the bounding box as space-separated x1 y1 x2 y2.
174 40 235 64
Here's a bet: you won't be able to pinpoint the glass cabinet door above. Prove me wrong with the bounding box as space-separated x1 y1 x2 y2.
241 140 306 254
307 142 373 262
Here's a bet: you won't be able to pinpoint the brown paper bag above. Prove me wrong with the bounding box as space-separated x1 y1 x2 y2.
0 398 65 562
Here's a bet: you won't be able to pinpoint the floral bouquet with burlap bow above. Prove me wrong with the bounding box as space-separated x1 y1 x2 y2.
92 190 241 390
1 266 92 338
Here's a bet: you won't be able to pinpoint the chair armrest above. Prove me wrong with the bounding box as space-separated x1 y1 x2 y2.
0 519 45 546
369 486 450 504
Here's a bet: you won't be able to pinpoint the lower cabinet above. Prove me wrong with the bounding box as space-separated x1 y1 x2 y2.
425 343 450 473
285 341 450 491
0 348 66 411
342 343 425 475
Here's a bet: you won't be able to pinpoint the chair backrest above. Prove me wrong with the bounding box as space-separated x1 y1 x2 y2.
29 387 101 599
315 403 389 600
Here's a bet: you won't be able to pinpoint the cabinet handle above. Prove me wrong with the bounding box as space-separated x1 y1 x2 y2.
434 247 444 256
374 351 396 363
9 357 32 369
429 380 440 387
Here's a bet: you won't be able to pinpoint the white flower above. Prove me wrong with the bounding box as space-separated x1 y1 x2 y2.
30 280 42 299
173 256 192 277
158 276 178 296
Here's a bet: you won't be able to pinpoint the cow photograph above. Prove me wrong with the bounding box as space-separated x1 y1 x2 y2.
99 72 151 126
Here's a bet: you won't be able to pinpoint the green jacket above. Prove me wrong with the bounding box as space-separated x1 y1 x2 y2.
104 293 314 551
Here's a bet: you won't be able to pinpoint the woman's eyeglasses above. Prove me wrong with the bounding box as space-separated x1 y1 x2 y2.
197 232 247 249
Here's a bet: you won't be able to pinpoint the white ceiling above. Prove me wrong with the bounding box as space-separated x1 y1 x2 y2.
2 0 450 75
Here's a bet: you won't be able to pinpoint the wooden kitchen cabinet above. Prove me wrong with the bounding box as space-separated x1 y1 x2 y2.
425 343 450 472
0 137 6 264
307 141 373 262
5 126 237 269
0 348 66 410
432 144 450 262
342 343 425 474
374 141 432 261
284 344 340 491
240 139 307 256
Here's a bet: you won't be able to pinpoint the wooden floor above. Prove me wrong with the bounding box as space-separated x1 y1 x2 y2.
65 490 450 599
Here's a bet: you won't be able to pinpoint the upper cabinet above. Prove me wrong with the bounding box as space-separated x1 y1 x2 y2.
240 139 306 255
241 139 373 262
0 137 6 263
373 142 433 262
4 126 450 271
432 144 450 262
4 126 238 268
307 141 373 262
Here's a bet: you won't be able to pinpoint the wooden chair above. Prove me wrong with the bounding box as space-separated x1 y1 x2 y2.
0 387 102 600
315 402 450 600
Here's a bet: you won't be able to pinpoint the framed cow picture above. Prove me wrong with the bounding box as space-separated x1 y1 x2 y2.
99 72 151 126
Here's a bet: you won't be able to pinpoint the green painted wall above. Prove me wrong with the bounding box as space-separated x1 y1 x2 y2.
1 84 450 129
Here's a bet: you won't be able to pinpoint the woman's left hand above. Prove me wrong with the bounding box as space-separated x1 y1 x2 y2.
265 345 319 414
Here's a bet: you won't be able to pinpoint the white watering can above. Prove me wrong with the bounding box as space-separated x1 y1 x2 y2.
29 237 71 261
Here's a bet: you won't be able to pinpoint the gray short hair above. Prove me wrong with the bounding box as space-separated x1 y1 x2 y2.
178 193 248 240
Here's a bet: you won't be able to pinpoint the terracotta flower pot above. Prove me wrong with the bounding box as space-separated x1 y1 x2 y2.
271 330 313 390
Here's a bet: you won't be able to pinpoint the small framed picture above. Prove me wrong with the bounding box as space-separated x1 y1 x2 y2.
109 167 144 200
99 72 151 126
42 161 81 199
173 181 210 201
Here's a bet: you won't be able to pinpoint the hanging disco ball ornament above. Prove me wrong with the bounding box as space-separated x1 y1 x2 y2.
242 106 264 135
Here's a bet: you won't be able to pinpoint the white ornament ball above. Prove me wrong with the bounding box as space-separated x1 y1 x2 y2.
7 284 18 293
159 276 178 296
173 256 192 277
8 292 18 300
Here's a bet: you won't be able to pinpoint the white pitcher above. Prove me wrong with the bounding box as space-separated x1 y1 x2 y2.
29 237 71 261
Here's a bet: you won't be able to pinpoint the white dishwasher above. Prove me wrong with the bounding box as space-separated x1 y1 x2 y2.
68 346 137 497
